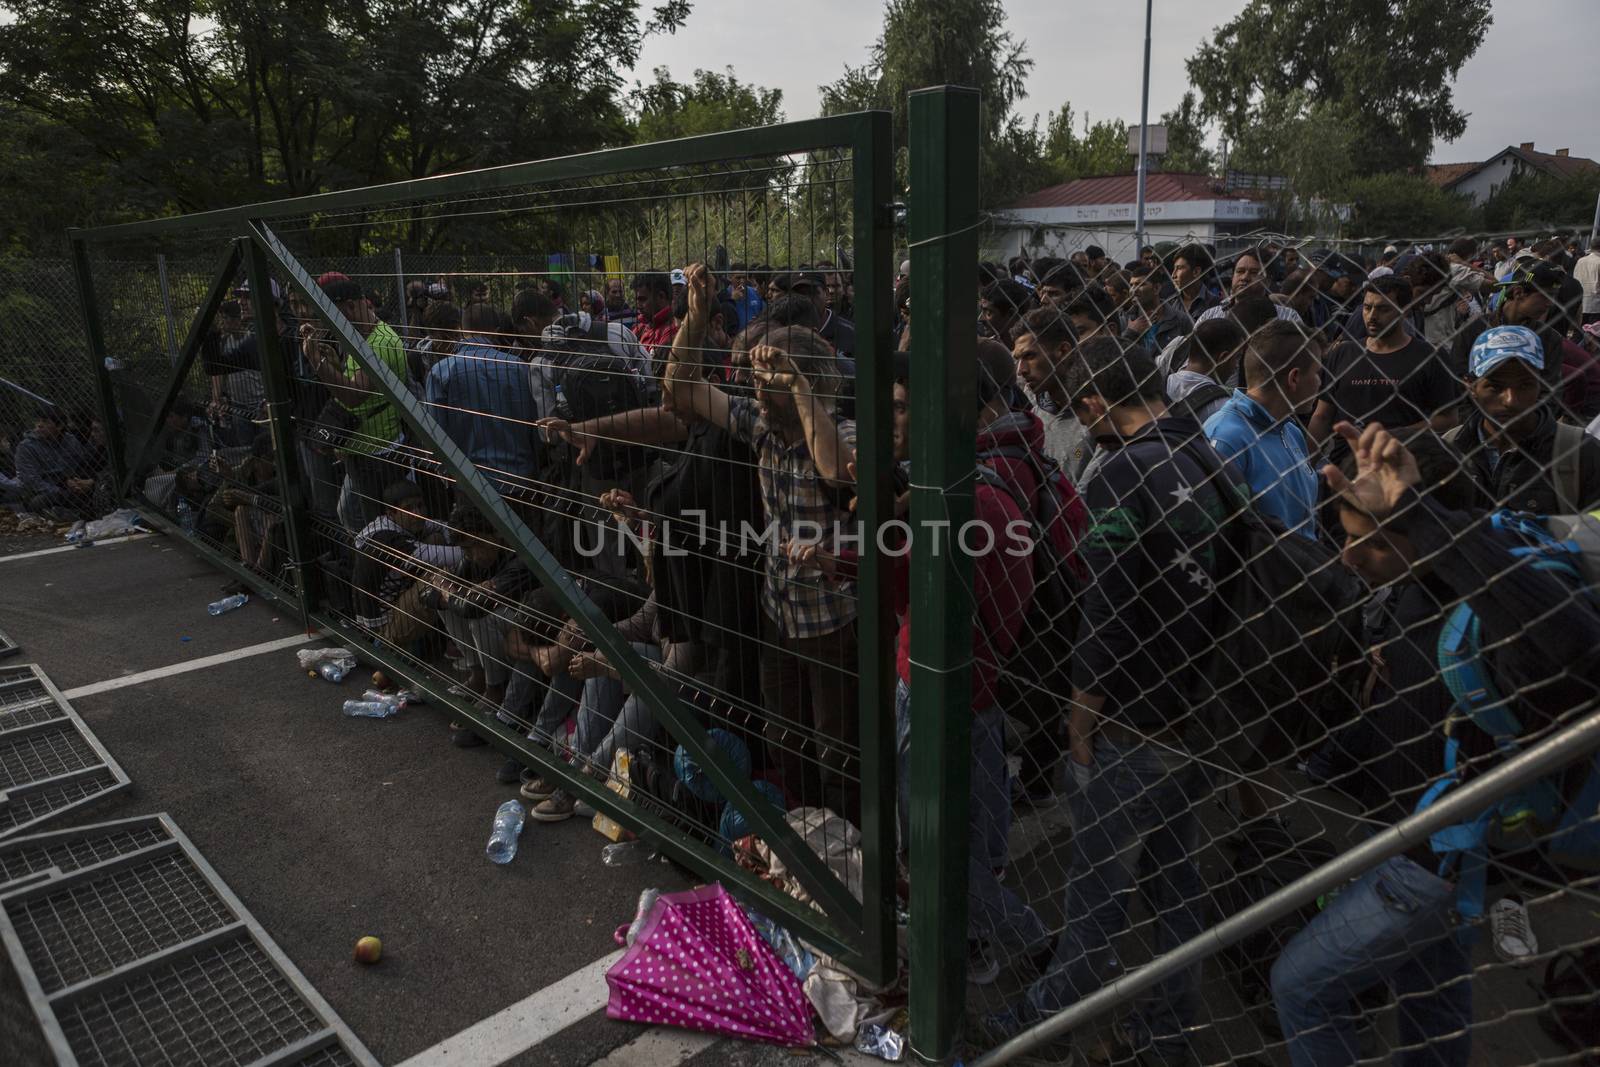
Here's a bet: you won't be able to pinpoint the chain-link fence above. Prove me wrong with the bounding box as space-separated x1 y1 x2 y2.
938 171 1600 1065
0 258 104 521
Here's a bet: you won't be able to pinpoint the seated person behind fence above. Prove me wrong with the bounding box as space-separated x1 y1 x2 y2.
1444 325 1600 515
299 277 411 533
1204 320 1324 539
1165 318 1246 425
352 480 461 646
14 407 97 519
424 302 539 495
661 262 862 823
982 338 1228 1064
1270 421 1600 1067
198 434 281 573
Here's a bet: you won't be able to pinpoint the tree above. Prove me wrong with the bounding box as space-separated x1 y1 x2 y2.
1343 172 1475 238
1482 170 1600 233
819 0 1031 205
1041 105 1129 180
0 0 691 254
633 67 783 142
1187 0 1492 180
1157 92 1214 175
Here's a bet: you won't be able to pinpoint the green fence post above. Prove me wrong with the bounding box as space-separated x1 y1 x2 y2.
906 85 981 1064
850 108 899 989
67 235 127 493
242 235 321 627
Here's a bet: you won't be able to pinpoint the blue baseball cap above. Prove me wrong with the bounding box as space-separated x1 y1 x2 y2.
1469 324 1544 378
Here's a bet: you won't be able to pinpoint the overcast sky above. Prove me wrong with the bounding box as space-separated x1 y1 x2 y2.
636 0 1596 165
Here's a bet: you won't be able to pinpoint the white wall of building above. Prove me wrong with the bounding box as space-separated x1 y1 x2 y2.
991 198 1269 264
1451 154 1521 205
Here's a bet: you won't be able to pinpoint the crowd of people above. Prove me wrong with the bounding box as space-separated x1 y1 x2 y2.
43 227 1600 1065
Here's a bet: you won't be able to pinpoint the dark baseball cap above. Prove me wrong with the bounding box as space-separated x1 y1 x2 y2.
1497 260 1565 292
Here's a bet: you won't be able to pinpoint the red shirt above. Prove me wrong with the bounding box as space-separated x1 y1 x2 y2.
635 304 678 358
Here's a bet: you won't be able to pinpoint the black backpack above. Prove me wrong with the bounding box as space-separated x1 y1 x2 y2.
1165 380 1231 426
972 445 1088 791
1536 946 1600 1061
545 316 651 480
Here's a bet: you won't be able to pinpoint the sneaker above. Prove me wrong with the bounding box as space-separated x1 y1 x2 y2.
1490 895 1537 962
496 759 525 784
531 790 577 822
574 797 596 819
968 939 1001 986
520 776 558 802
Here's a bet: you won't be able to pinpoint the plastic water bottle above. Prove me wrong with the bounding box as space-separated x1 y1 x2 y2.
207 593 248 616
600 839 659 867
486 800 526 864
342 695 403 718
177 498 198 535
317 658 354 683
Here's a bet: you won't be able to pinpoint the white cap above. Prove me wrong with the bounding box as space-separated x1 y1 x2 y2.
670 268 686 286
899 260 912 276
1383 245 1398 255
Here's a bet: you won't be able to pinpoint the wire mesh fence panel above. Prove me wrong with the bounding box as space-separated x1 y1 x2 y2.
931 216 1600 1067
68 115 898 979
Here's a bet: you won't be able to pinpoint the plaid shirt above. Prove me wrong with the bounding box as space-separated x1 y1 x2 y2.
728 397 857 638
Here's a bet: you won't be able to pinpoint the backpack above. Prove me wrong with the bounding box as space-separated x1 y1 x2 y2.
1534 946 1600 1061
544 315 651 480
1418 510 1600 914
1443 421 1585 514
1176 441 1366 765
1165 380 1231 426
972 444 1089 786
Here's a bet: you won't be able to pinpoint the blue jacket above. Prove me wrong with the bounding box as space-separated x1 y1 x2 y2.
424 338 540 491
1203 390 1319 539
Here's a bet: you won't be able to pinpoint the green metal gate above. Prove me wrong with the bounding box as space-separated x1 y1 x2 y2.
69 112 899 984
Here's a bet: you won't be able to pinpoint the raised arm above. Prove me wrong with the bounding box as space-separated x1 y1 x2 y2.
536 407 689 466
660 263 731 429
750 343 856 484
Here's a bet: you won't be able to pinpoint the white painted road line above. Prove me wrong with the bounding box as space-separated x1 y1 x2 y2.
591 1027 718 1066
62 632 321 700
0 533 153 564
395 950 624 1067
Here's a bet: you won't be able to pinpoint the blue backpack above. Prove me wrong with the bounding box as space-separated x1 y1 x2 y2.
1415 510 1600 919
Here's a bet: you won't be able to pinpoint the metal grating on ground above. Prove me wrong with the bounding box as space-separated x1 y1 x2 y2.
0 664 130 841
0 627 19 659
0 816 173 894
0 814 379 1067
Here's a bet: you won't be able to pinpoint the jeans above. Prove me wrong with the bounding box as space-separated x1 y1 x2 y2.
1025 736 1210 1054
1271 854 1470 1067
441 611 510 687
895 680 1046 956
339 449 395 533
572 643 661 769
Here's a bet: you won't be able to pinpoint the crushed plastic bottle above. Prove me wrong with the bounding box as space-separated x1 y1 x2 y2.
317 658 355 683
855 1024 906 1062
65 521 87 544
486 800 526 864
341 690 409 719
297 647 356 671
620 888 662 946
207 593 248 616
600 839 659 867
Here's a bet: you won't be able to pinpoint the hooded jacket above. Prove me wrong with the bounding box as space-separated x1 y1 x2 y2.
892 410 1087 712
14 429 91 493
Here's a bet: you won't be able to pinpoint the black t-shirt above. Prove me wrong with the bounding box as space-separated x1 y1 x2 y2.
1325 336 1458 434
